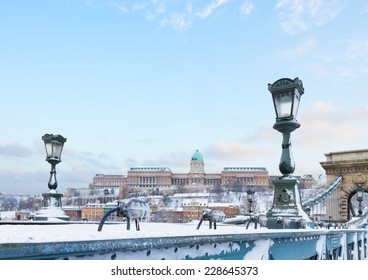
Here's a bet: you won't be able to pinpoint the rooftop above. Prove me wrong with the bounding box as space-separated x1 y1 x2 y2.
191 150 203 161
223 167 267 171
129 167 172 172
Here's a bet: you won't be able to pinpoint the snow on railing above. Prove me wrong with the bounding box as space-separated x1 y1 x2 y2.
346 210 368 229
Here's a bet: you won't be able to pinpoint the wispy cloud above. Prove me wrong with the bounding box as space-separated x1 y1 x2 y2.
245 126 279 143
346 38 368 59
275 35 368 82
91 0 350 34
64 149 118 172
132 2 149 12
196 0 230 19
275 0 347 34
0 143 34 158
160 12 192 32
154 1 166 14
298 101 368 148
0 169 45 194
107 2 128 13
240 0 254 16
159 0 232 31
205 140 273 161
332 37 368 81
102 0 253 31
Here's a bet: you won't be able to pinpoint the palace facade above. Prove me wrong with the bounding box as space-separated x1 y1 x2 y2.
91 150 270 195
90 150 316 197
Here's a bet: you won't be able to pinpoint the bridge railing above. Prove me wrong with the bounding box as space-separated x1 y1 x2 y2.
302 176 343 210
1 226 367 260
346 211 368 228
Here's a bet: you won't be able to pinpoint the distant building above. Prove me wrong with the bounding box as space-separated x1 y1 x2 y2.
81 203 105 221
153 208 184 223
103 201 119 221
126 150 270 195
80 201 123 222
207 202 239 218
221 167 269 189
14 210 30 220
92 174 127 189
181 198 239 223
63 187 120 206
63 206 82 221
127 167 173 190
298 174 316 188
182 198 208 223
269 174 316 189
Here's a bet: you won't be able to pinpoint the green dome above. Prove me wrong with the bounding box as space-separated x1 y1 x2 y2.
191 150 203 161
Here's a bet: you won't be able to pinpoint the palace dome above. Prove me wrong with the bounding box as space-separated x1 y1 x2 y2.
191 150 203 161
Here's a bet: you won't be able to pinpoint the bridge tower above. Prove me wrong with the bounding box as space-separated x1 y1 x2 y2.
320 149 368 222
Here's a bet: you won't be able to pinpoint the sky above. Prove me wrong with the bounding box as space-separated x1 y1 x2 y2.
0 0 368 195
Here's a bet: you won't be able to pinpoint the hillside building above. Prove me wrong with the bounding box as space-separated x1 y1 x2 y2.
126 150 270 195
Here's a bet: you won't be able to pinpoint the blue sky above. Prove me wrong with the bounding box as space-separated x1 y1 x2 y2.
1 0 368 194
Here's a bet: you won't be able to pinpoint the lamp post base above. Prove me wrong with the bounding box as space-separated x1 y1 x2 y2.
34 190 70 222
266 177 314 229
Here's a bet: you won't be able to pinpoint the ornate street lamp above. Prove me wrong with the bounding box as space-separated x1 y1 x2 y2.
245 189 258 229
270 78 303 176
34 133 69 221
266 78 313 229
42 133 67 190
247 189 255 214
356 185 364 217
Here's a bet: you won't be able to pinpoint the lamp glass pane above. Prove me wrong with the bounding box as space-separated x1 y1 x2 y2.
53 143 64 159
274 91 293 119
44 142 53 158
247 190 255 201
292 89 301 118
357 190 364 199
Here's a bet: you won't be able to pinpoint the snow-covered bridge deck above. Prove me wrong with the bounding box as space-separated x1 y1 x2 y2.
0 222 367 260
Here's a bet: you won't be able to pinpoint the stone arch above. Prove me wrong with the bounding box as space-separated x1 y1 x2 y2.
345 188 366 220
320 149 368 222
340 183 365 221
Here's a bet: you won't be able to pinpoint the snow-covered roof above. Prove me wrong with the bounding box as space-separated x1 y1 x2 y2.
208 202 240 207
182 198 208 206
172 193 209 198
